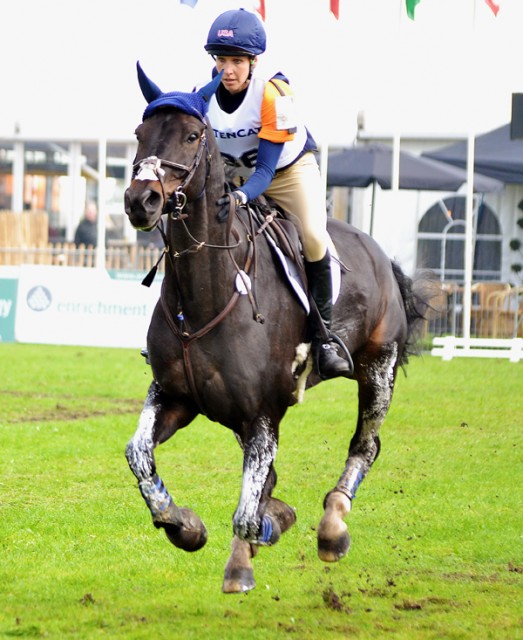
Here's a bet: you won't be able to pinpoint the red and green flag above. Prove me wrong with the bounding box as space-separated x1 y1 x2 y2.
407 0 500 20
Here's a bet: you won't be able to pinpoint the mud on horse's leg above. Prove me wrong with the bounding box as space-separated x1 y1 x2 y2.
233 417 280 545
318 344 399 562
125 381 207 552
223 417 296 593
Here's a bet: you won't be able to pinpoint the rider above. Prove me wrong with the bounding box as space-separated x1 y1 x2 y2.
203 8 352 380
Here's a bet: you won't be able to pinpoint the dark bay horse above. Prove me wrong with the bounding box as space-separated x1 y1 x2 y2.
124 64 432 593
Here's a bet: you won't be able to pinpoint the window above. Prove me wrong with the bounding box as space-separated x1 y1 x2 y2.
416 196 502 282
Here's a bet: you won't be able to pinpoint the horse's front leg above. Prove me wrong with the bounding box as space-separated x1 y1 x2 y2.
222 417 296 593
125 380 207 552
318 344 399 562
223 495 297 593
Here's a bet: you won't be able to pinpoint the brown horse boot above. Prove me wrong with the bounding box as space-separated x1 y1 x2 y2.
305 252 353 380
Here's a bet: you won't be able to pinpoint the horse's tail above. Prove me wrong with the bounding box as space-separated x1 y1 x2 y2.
391 261 438 369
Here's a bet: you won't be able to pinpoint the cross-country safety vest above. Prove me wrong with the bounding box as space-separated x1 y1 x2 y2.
207 75 308 181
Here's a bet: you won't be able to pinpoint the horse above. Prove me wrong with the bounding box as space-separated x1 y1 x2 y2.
123 64 433 594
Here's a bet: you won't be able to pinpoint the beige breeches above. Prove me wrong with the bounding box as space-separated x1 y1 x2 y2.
264 152 328 262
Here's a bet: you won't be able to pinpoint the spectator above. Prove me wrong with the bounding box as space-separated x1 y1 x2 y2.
74 201 98 247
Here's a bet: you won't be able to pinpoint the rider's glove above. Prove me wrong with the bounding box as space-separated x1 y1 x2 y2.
216 190 247 223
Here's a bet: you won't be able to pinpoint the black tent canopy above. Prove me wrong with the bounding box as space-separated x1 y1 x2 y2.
327 143 503 192
326 142 503 236
422 124 523 184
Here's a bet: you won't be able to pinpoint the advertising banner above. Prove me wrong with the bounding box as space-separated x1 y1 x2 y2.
0 267 19 343
15 265 161 348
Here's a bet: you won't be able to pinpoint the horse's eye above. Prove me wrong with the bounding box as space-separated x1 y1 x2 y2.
187 132 199 143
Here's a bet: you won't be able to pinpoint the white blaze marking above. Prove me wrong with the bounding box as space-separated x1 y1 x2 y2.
135 167 160 182
135 157 165 182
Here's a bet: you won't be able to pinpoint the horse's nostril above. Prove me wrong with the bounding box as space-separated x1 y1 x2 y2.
144 190 161 211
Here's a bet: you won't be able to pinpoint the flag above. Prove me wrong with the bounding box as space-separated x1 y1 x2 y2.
256 0 266 21
180 0 198 7
330 0 339 20
406 0 421 20
485 0 500 16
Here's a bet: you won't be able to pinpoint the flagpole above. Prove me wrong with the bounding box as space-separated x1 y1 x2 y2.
462 0 478 342
462 132 474 342
392 5 403 192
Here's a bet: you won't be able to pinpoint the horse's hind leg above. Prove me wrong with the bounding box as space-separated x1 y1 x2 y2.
318 343 399 562
125 381 206 552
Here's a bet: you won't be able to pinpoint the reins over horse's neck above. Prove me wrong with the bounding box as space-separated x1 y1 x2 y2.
164 191 261 327
162 192 260 418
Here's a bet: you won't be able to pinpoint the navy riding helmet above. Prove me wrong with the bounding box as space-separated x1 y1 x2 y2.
204 8 266 57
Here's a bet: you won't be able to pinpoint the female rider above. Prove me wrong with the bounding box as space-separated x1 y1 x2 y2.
204 8 352 380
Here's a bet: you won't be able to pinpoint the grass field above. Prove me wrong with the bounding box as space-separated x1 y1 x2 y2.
1 343 522 639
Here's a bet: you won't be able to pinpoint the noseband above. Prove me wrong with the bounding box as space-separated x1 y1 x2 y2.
132 127 210 219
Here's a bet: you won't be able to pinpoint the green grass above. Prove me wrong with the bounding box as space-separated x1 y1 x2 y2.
0 344 522 639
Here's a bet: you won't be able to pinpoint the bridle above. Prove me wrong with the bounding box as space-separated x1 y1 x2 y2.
132 126 211 220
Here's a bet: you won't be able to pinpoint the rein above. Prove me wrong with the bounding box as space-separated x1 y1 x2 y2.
160 198 260 417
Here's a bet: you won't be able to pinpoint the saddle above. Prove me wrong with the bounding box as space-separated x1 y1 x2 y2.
239 194 342 314
241 194 311 313
248 195 302 263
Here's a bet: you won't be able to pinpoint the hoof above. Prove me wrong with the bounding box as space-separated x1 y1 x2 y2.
266 498 297 534
318 530 351 562
158 508 208 552
223 539 257 593
318 490 351 562
222 568 256 594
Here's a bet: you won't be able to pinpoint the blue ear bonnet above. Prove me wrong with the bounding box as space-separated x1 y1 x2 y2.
136 61 223 122
143 92 207 122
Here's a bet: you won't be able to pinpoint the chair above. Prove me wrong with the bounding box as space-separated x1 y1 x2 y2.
491 286 523 338
470 282 511 337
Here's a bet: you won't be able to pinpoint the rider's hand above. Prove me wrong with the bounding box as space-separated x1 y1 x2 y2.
216 190 247 223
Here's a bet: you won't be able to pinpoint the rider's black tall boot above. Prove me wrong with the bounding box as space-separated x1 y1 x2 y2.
305 251 353 380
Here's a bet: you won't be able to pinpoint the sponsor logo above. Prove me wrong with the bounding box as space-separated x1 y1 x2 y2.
27 285 52 312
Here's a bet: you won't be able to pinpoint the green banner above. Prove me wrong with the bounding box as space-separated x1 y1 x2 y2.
0 278 17 342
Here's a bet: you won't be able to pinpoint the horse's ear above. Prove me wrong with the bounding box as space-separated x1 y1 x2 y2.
136 61 163 103
197 71 224 113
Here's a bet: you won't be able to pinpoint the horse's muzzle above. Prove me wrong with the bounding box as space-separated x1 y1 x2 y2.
124 181 164 229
